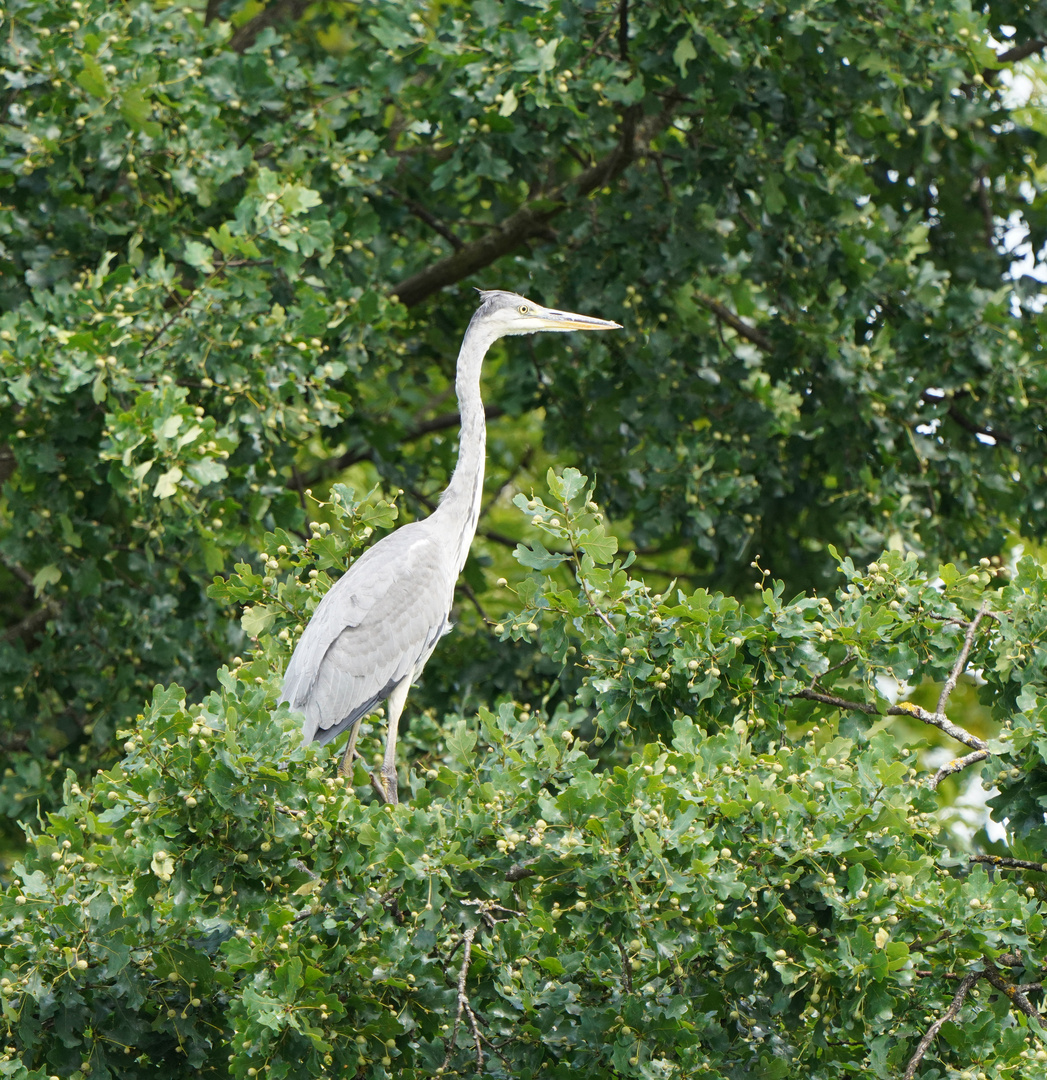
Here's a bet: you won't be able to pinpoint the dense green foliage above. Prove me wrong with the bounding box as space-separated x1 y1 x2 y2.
4 480 1047 1078
2 0 1047 1076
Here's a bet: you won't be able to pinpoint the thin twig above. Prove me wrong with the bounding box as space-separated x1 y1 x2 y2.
977 169 994 249
455 579 490 623
348 889 401 934
441 924 482 1072
615 938 634 994
305 405 506 484
903 971 980 1080
792 687 878 715
580 7 624 68
383 184 463 250
480 446 535 521
936 601 988 716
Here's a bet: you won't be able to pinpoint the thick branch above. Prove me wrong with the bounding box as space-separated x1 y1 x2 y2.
984 39 1047 85
903 971 980 1080
891 701 985 751
2 604 58 645
920 390 1013 446
229 0 311 53
1 555 63 644
1 554 36 591
692 292 774 352
393 108 672 307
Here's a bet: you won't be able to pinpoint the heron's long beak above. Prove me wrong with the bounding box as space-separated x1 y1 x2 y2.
536 307 623 332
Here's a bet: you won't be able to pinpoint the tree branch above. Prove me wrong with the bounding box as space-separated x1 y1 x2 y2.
229 0 311 53
300 404 506 487
983 39 1047 85
920 390 1013 446
2 604 58 645
792 687 879 715
891 701 986 751
0 554 63 644
931 749 989 788
903 971 980 1080
794 604 991 777
439 900 521 1072
383 184 463 251
692 291 774 352
935 599 989 714
393 107 673 307
970 854 1047 873
982 955 1040 1019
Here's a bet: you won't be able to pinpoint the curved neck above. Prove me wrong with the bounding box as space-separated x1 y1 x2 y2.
437 318 497 573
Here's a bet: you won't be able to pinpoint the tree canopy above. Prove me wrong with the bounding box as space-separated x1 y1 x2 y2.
2 0 1047 1078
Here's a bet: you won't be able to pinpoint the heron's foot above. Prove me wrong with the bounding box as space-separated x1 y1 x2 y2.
380 764 399 806
366 769 399 805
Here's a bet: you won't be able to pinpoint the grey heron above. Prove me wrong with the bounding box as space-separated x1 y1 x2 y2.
279 290 621 804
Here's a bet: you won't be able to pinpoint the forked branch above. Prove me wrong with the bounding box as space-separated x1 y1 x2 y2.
440 900 524 1072
792 601 992 786
903 972 980 1080
982 956 1041 1019
905 955 1041 1079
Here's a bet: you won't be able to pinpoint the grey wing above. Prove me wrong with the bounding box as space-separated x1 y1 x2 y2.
279 523 456 745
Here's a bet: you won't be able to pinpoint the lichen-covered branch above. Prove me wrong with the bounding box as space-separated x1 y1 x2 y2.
970 855 1047 873
982 956 1041 1019
931 750 989 789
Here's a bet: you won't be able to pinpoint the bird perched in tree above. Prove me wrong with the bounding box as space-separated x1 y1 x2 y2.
280 290 621 803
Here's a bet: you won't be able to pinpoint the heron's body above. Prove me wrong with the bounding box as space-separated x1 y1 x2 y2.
279 290 620 802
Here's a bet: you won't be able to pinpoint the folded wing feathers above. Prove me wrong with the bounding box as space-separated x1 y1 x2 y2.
279 521 456 744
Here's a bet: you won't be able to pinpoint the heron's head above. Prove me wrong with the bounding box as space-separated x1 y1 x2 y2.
472 289 622 338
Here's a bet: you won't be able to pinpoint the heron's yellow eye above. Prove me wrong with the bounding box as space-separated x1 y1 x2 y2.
519 305 529 314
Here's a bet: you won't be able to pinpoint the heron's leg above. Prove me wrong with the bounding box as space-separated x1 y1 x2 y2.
337 718 363 779
378 677 411 805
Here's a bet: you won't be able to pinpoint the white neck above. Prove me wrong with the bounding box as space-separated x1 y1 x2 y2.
435 317 498 574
